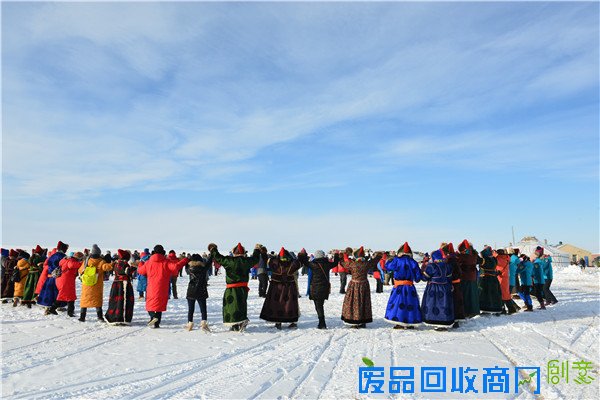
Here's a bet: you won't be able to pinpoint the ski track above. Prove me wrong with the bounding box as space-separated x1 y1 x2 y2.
4 325 146 378
87 329 310 399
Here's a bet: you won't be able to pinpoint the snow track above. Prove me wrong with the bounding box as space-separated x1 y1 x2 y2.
2 266 598 399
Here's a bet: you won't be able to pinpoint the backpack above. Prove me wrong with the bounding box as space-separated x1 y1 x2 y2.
80 257 98 286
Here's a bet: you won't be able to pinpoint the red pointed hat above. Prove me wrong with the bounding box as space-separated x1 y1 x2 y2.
458 239 470 252
279 247 286 257
232 243 245 255
398 242 412 255
447 243 455 254
57 241 69 252
34 245 43 254
9 249 18 258
353 246 365 258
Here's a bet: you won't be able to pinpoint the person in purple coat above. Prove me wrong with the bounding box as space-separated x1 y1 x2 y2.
421 249 454 330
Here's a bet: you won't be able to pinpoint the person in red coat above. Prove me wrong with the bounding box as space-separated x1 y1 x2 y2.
54 252 84 317
35 248 57 298
137 245 189 328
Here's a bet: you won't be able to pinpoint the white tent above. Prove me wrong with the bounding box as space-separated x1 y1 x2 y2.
509 236 570 270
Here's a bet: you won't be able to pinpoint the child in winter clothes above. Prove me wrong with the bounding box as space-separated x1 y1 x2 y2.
517 255 534 311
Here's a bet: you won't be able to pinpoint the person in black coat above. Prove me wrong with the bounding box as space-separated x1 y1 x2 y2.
186 253 211 332
303 250 340 329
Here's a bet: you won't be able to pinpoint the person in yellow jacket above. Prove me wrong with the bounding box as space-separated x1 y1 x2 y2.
78 244 113 322
13 251 31 307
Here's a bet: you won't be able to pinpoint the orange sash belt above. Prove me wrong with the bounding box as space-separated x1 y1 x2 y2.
452 279 461 284
394 280 413 287
226 282 250 292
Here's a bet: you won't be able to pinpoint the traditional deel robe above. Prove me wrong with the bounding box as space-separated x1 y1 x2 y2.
442 243 466 322
260 249 301 323
211 246 260 325
13 257 31 298
105 259 136 324
456 241 480 318
478 247 503 314
383 249 423 326
496 253 511 301
340 250 381 325
37 251 67 307
1 255 17 299
421 250 454 327
23 253 44 303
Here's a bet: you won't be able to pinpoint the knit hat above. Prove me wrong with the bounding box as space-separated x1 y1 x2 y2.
314 250 326 259
153 245 166 255
91 244 101 257
397 242 412 256
118 249 131 260
232 243 245 255
353 246 365 259
57 241 69 253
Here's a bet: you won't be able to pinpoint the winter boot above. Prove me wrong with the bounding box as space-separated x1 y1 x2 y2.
238 320 248 332
525 305 534 312
97 308 105 322
452 321 460 328
67 301 75 317
200 320 211 333
12 298 19 307
78 308 87 322
317 317 327 329
46 307 58 315
26 302 32 309
289 323 297 329
275 323 282 330
393 325 405 330
185 322 194 331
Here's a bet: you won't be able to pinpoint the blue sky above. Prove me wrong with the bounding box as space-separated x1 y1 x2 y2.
2 1 599 253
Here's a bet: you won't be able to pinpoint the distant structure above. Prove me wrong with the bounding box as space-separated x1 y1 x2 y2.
508 236 570 269
556 242 593 264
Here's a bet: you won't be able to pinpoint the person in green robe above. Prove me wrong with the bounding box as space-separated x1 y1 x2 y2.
209 242 260 332
478 246 503 314
22 246 46 307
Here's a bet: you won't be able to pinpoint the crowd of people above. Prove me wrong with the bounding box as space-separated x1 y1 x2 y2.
0 239 559 332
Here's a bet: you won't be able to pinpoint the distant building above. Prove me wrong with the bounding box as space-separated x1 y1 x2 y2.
556 242 593 264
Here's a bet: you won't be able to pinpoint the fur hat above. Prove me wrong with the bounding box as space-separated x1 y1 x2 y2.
91 244 101 257
353 246 365 259
232 243 245 255
397 242 412 256
153 245 166 255
118 249 131 260
57 241 69 253
345 247 353 255
314 250 326 259
73 252 84 261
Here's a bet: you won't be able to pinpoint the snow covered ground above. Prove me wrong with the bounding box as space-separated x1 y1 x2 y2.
1 266 598 399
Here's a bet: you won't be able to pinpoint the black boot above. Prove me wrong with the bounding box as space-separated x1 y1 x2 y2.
289 323 297 329
275 323 282 330
97 307 105 322
78 308 87 321
67 301 75 317
525 305 533 312
317 317 327 329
